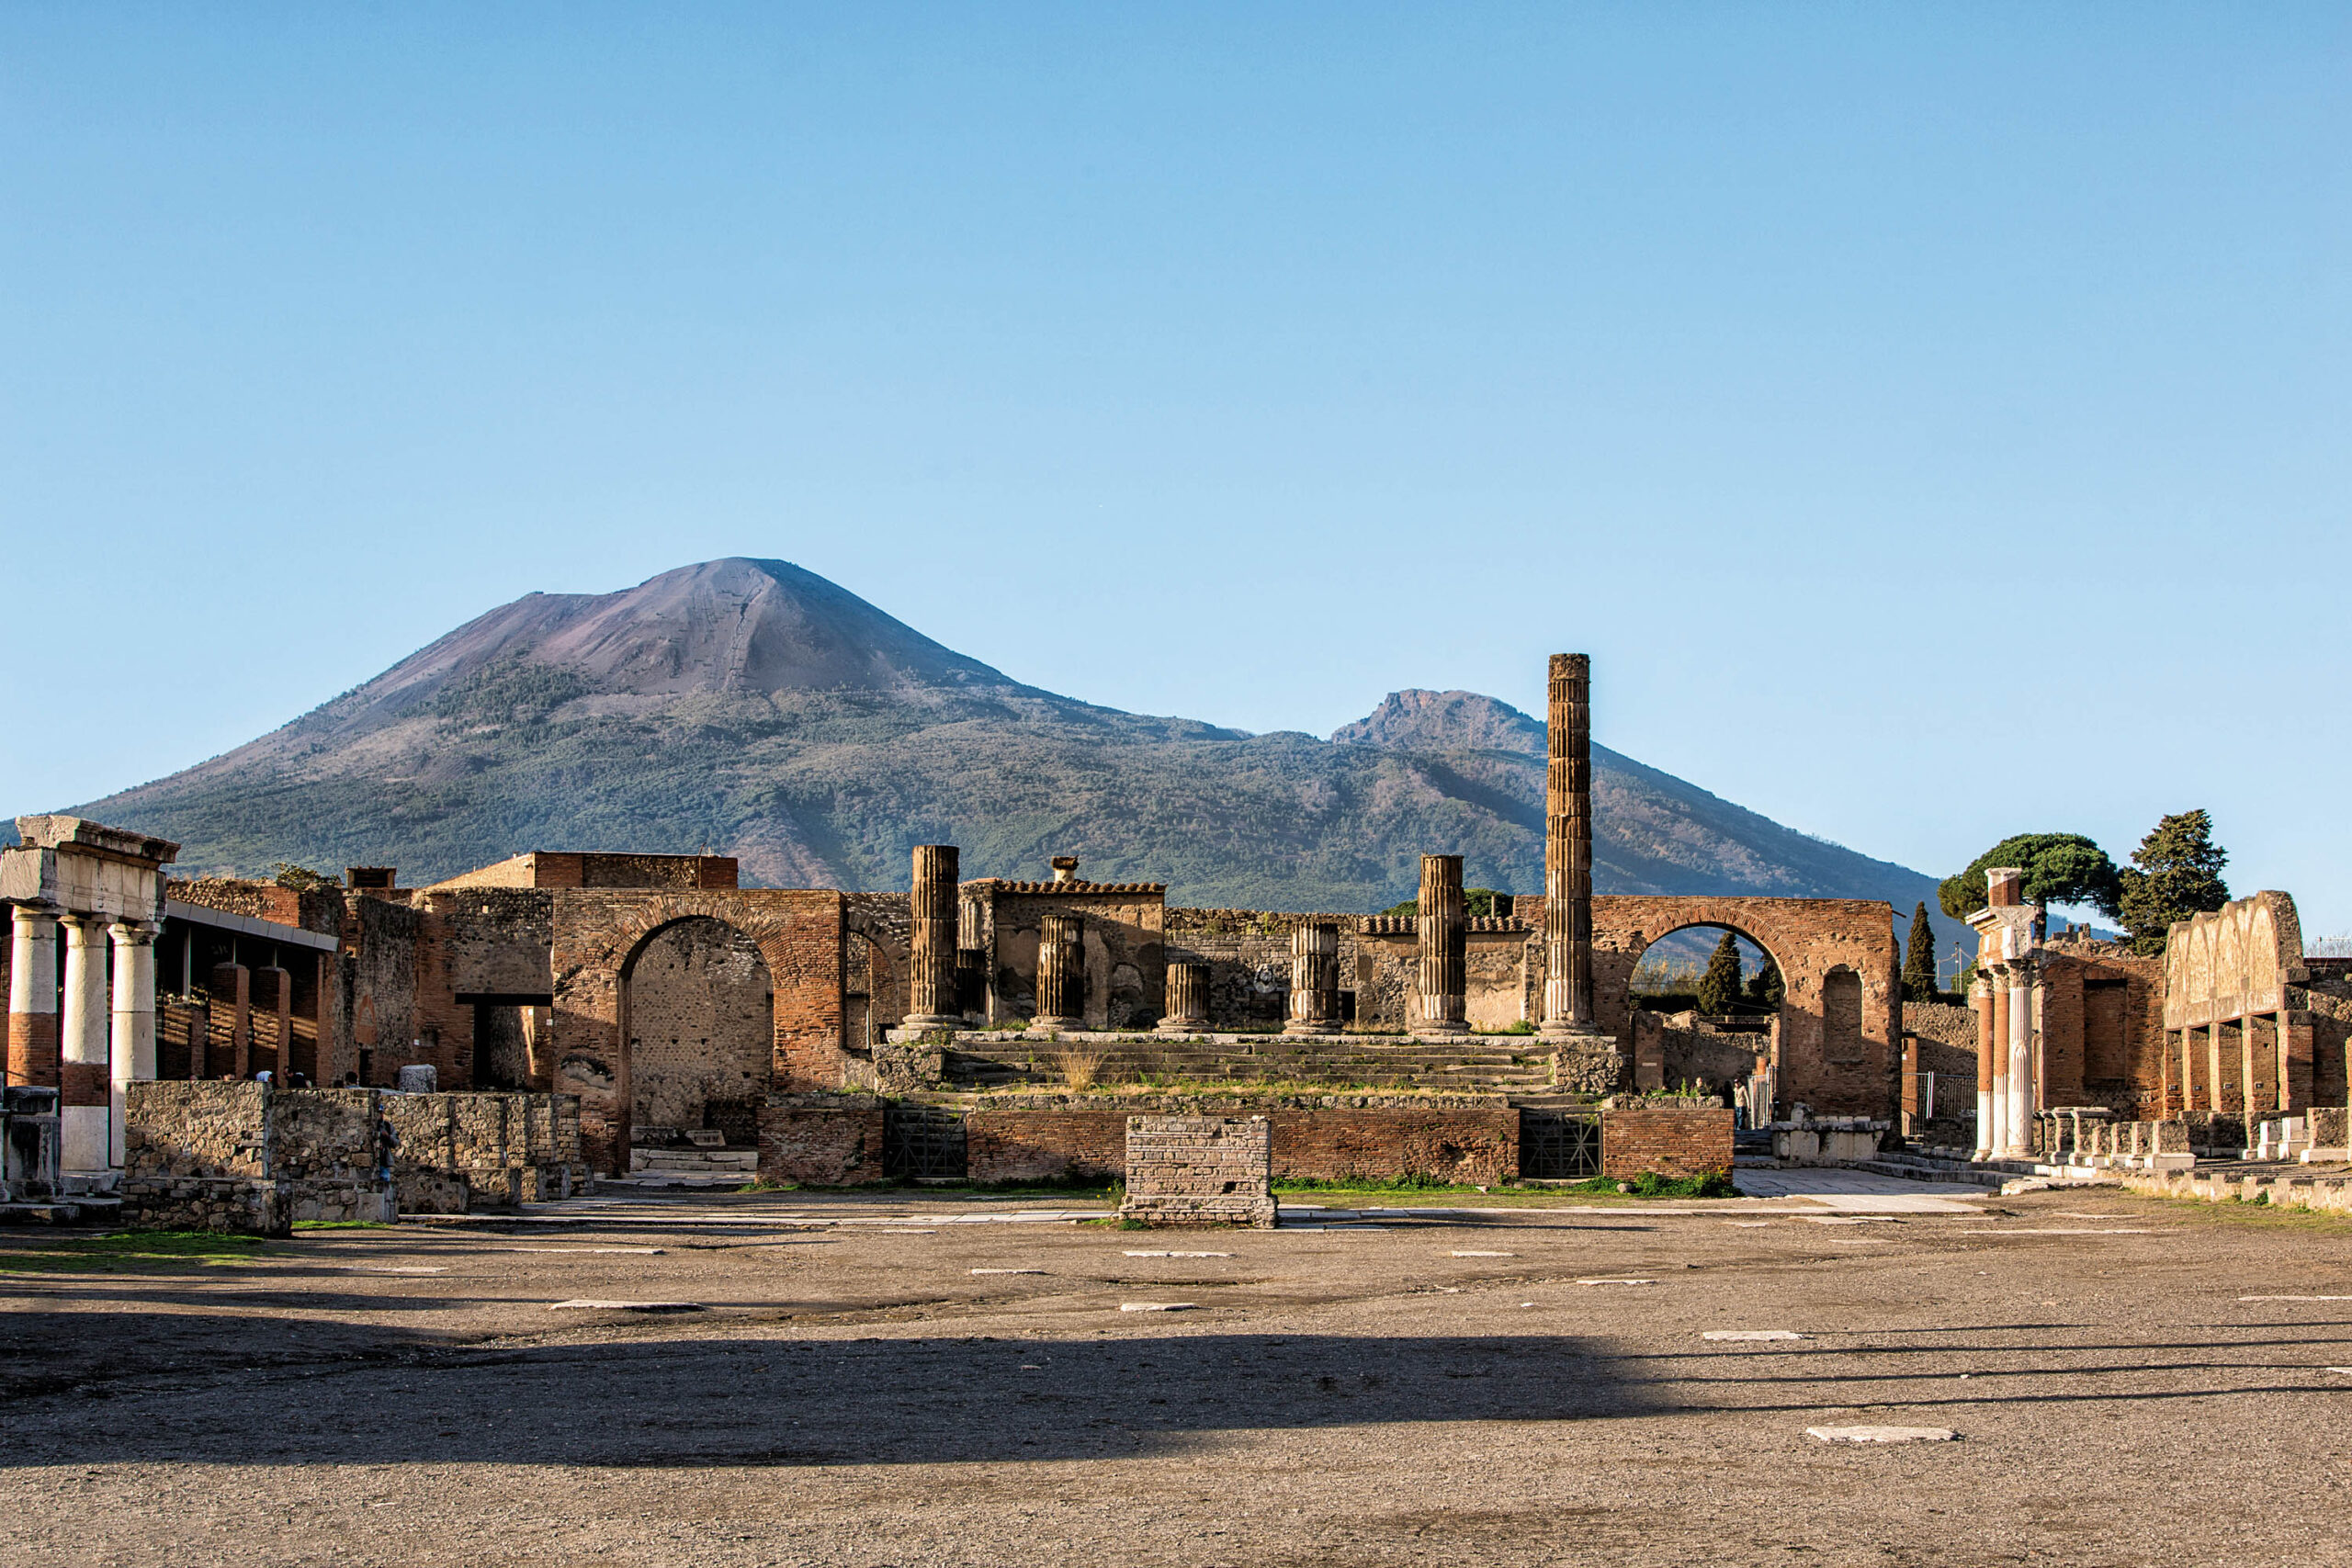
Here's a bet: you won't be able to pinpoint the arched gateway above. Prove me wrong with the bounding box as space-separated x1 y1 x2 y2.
622 917 775 1149
1592 896 1900 1118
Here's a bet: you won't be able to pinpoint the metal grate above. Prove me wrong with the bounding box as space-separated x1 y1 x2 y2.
1519 1110 1601 1179
884 1105 969 1179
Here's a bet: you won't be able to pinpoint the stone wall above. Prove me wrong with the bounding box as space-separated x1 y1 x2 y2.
756 1093 888 1186
1163 909 1534 1032
381 1090 583 1212
119 1081 286 1235
340 893 423 1089
272 1089 396 1222
1600 1105 1735 1179
979 885 1164 1030
1120 1115 1276 1228
623 915 774 1141
963 1093 1520 1186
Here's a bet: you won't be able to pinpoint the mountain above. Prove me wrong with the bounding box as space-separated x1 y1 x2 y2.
54 558 1962 953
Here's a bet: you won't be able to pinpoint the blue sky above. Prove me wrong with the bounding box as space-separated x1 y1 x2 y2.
4 5 2347 928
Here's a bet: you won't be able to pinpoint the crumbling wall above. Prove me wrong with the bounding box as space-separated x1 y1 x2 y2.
381 1091 583 1211
272 1089 395 1223
756 1093 887 1186
119 1081 285 1235
1164 910 1535 1032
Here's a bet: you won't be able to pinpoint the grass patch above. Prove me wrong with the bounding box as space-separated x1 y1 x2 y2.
0 1230 273 1273
1554 1170 1738 1200
1276 1173 1497 1194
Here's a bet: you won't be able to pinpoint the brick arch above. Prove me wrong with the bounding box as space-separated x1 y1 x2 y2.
618 914 776 1145
548 888 845 1174
1593 896 1900 1117
843 903 912 1039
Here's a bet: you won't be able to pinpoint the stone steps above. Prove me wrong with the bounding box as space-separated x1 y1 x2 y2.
0 1195 120 1226
945 1043 1556 1091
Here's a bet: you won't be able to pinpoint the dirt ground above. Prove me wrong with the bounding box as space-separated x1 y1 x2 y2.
4 1182 2350 1567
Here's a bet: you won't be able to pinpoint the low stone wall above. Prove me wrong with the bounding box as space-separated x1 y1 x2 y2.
964 1094 1520 1186
274 1089 395 1223
2123 1165 2352 1214
757 1094 888 1186
120 1082 288 1235
382 1092 584 1213
1121 1115 1276 1227
1600 1106 1735 1179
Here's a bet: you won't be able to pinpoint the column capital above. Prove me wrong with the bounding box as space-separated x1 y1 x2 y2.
57 910 110 941
7 898 62 923
107 919 160 945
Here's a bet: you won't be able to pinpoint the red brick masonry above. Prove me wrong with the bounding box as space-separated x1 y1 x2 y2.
1600 1106 1735 1179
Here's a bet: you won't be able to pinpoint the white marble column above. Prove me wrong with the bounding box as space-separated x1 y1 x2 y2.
108 921 157 1168
58 914 112 1173
2003 965 2033 1158
1986 971 2009 1158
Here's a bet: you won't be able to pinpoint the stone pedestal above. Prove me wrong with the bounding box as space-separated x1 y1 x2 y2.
902 844 965 1029
1284 922 1340 1035
1159 962 1210 1035
1034 913 1084 1029
1412 854 1469 1037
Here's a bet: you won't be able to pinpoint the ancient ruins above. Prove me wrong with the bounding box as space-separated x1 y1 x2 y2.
4 651 2346 1217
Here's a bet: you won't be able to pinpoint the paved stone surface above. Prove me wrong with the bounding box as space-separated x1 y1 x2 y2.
5 1185 2352 1565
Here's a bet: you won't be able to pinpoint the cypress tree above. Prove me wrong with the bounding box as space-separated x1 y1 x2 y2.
1745 957 1784 1010
1698 931 1744 1016
1902 902 1938 1002
2117 809 2231 956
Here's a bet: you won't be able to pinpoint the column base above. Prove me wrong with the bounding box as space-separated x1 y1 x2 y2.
1410 1021 1471 1038
1032 1016 1085 1032
898 1015 966 1032
1156 1018 1209 1036
1283 1020 1335 1036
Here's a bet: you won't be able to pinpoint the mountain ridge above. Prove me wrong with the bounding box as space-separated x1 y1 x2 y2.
51 558 1962 953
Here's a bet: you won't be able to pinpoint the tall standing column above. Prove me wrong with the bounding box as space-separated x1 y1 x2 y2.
2003 964 2033 1158
57 915 111 1173
903 845 964 1028
1034 914 1083 1030
6 902 61 1089
1158 962 1210 1035
1540 654 1597 1036
1973 981 1995 1157
1986 975 2009 1156
1285 922 1340 1036
107 921 156 1168
1412 854 1468 1037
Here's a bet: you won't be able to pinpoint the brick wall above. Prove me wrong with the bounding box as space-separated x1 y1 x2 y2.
756 1094 888 1186
1121 1115 1276 1228
1600 1106 1735 1179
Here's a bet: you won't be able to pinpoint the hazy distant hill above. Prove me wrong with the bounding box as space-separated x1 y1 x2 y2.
56 558 1959 950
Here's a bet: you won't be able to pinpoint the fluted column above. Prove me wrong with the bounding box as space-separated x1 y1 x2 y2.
107 921 156 1168
2003 964 2033 1158
58 915 111 1172
1034 913 1083 1029
1541 653 1598 1037
1159 962 1210 1035
1973 980 1995 1157
1285 922 1340 1036
903 844 964 1028
1412 854 1468 1036
6 902 61 1089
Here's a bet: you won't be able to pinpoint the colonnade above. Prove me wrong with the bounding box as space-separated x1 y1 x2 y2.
7 904 160 1174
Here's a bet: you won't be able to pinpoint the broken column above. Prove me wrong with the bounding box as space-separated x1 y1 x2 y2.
1285 922 1340 1036
1540 653 1597 1038
902 844 965 1029
1034 913 1084 1029
1158 962 1210 1035
6 901 60 1090
58 914 110 1173
1412 854 1468 1037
